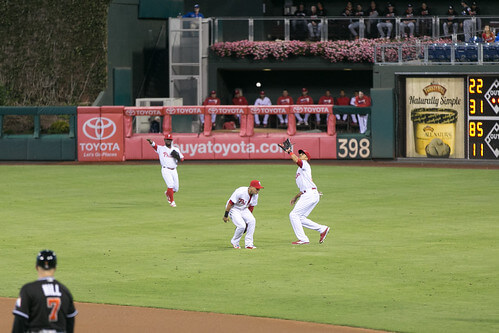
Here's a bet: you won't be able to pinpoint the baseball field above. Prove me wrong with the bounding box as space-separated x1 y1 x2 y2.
0 162 498 332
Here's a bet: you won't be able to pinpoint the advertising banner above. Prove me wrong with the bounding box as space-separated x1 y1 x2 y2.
405 77 465 158
77 107 124 161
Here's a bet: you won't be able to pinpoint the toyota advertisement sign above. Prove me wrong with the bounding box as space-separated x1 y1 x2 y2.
77 107 124 161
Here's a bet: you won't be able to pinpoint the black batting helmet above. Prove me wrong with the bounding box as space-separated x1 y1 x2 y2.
36 250 57 270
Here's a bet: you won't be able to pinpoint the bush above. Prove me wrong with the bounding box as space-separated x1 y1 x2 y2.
47 120 70 134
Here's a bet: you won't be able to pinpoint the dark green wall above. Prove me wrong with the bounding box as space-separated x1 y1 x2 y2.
0 107 77 161
102 0 167 105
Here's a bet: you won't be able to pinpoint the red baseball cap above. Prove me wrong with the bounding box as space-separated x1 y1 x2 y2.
249 180 264 189
298 149 311 160
302 88 308 92
210 90 216 94
234 89 240 94
164 134 173 140
260 91 265 95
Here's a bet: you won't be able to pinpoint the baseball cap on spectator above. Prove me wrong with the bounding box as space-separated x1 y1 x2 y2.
302 88 308 92
407 4 412 7
194 4 200 8
449 5 453 9
234 89 240 94
250 180 264 189
210 90 216 94
164 134 173 140
298 149 311 160
260 91 265 95
388 3 393 7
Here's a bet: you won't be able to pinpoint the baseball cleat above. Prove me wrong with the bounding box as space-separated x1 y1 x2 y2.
245 246 257 249
319 226 330 243
170 201 176 207
292 240 309 245
165 191 172 204
232 244 241 249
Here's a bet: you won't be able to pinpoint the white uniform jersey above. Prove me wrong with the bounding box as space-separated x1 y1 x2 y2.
153 143 184 169
295 160 317 193
228 186 259 211
254 97 272 106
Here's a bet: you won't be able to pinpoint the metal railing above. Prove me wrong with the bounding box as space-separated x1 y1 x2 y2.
210 15 499 43
374 42 499 65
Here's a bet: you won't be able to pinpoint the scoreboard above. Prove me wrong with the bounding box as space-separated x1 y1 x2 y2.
467 76 499 159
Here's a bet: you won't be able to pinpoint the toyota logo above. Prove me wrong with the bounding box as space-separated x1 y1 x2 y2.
294 106 303 113
83 117 116 140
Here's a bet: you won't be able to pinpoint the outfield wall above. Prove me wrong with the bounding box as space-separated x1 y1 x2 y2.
76 104 378 161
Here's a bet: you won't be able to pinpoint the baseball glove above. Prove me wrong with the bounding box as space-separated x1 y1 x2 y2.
278 138 293 153
170 150 181 162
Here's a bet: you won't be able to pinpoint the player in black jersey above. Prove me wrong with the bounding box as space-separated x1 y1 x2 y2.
12 250 77 333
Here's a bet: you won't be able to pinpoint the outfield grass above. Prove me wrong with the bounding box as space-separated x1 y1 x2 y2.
0 163 498 333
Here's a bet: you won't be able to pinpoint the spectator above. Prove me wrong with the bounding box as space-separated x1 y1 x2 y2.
183 4 204 18
318 89 334 128
340 5 354 40
460 1 473 42
417 2 431 36
482 25 495 43
470 1 481 34
443 6 458 37
292 3 309 40
296 88 314 127
335 89 350 122
276 89 294 127
307 5 322 41
317 2 328 16
377 3 396 39
355 91 371 134
201 90 221 129
232 89 248 127
400 4 416 38
149 116 161 133
366 1 380 38
350 91 359 128
254 91 272 128
348 4 366 39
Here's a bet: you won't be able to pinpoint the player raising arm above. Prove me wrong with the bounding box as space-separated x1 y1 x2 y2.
147 134 184 207
278 139 330 245
223 180 264 249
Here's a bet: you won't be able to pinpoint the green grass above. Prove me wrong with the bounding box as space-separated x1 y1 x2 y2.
1 164 498 333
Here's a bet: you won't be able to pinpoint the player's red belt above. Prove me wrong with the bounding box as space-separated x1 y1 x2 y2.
302 187 317 194
162 166 175 170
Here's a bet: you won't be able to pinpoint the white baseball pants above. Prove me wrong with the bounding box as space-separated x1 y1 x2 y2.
289 189 327 242
161 167 179 192
229 208 256 247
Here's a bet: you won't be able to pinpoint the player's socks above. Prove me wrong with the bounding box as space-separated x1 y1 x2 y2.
166 188 174 203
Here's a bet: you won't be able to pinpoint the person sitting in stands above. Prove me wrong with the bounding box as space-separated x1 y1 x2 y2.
201 90 221 129
348 4 366 39
377 3 396 39
400 4 416 38
482 25 495 43
296 88 314 127
443 6 458 37
335 89 350 122
276 89 294 127
254 91 272 128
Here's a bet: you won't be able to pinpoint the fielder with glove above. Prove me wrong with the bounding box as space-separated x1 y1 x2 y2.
223 180 264 249
278 138 330 245
147 134 184 207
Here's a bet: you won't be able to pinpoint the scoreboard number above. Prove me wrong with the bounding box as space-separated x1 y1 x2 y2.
337 137 371 159
467 76 499 159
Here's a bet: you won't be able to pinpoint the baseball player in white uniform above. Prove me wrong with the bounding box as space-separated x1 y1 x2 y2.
282 147 330 244
254 91 272 127
147 134 184 207
223 180 264 249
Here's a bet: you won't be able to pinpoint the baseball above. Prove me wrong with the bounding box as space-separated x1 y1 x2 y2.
256 82 261 87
